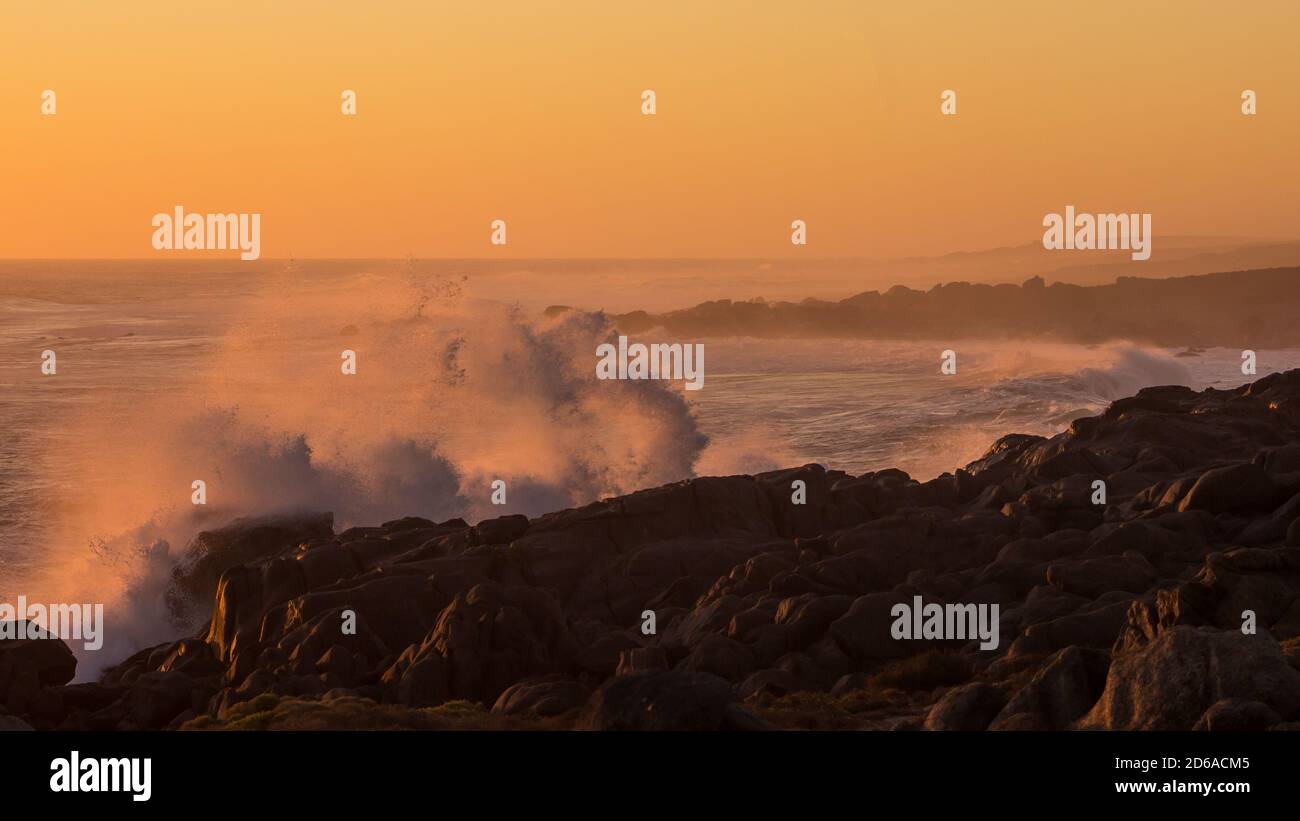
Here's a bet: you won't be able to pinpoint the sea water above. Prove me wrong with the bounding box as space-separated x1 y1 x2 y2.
1 260 1295 673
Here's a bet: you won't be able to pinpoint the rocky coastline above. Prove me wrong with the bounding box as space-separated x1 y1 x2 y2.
4 369 1300 731
610 267 1300 348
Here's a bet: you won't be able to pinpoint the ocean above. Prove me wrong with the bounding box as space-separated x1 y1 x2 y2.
2 259 1297 672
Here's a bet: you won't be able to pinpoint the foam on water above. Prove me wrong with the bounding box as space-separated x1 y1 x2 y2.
687 338 1294 481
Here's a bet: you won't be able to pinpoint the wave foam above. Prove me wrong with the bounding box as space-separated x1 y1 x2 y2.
32 269 708 678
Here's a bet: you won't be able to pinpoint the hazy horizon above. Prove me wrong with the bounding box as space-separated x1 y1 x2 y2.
6 1 1300 261
5 237 1299 314
4 236 1297 261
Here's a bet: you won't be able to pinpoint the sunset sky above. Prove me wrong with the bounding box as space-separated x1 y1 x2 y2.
2 0 1298 259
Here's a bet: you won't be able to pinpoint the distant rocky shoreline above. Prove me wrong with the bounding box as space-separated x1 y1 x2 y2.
4 370 1300 731
607 267 1300 349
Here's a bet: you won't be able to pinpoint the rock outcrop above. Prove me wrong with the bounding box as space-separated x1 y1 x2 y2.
6 370 1300 730
609 267 1300 349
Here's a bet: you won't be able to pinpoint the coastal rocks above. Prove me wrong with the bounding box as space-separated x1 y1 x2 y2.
204 562 304 663
1113 547 1300 650
0 715 34 731
756 464 842 537
1085 520 1203 564
1079 626 1300 730
382 582 579 708
119 671 209 730
168 512 335 623
492 677 589 717
1178 464 1283 514
738 668 806 699
0 625 77 686
610 269 1300 351
989 646 1108 730
11 368 1300 732
573 632 640 677
1009 596 1133 656
1193 699 1281 731
678 635 755 680
579 670 768 731
0 627 77 727
923 682 1007 731
155 638 224 678
616 647 668 676
0 657 53 722
269 573 440 661
829 593 913 662
58 682 127 713
470 514 530 546
1046 555 1157 598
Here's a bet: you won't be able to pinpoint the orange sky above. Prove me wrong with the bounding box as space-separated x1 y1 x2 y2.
2 0 1298 259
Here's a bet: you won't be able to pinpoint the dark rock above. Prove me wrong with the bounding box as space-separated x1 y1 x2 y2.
1046 555 1157 598
57 683 127 712
492 677 589 716
1010 597 1133 656
1080 626 1300 730
924 682 1007 731
471 514 530 546
679 635 755 679
579 670 766 730
828 592 912 661
169 512 334 621
0 624 77 686
157 639 224 678
829 672 871 696
120 671 203 730
0 715 34 731
574 633 641 678
1178 464 1281 514
1193 699 1281 731
737 668 804 699
991 646 1108 729
989 711 1048 731
383 582 580 708
615 647 668 676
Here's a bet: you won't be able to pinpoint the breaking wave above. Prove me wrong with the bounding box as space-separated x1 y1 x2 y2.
30 268 707 676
